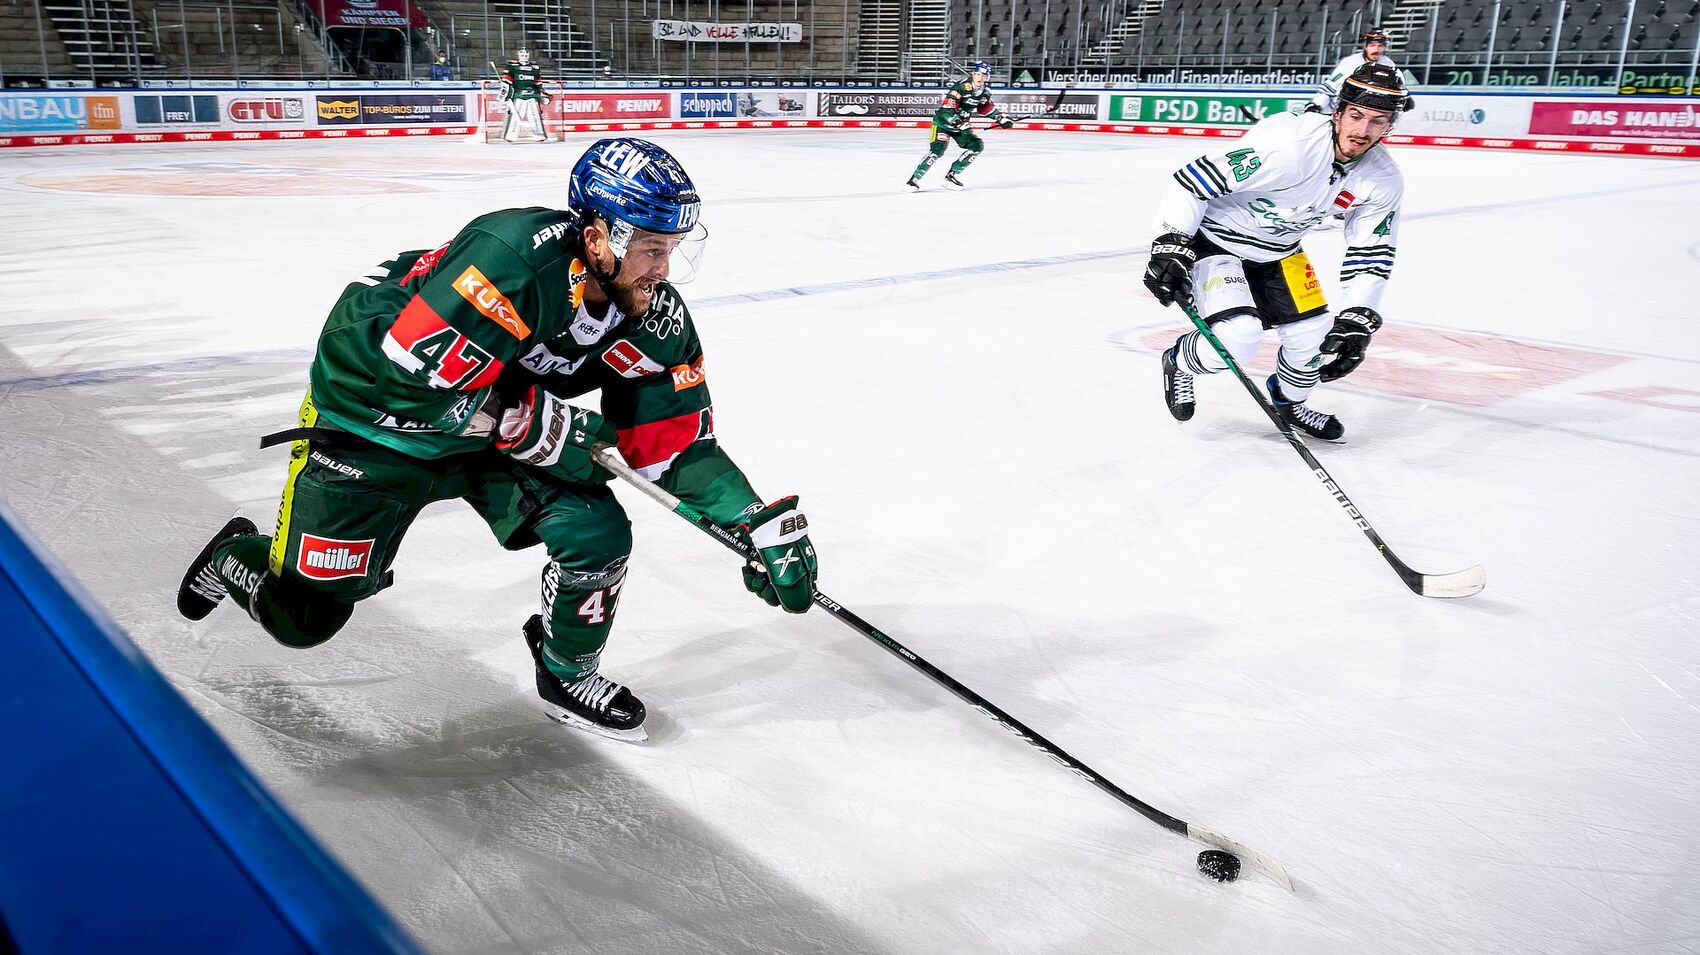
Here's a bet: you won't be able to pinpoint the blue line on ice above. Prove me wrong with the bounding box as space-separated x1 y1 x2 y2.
0 247 1147 392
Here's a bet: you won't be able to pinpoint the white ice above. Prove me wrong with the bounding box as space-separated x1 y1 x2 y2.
2 129 1698 954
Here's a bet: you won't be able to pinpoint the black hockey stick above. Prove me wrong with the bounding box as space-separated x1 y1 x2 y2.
592 446 1293 889
1179 303 1485 598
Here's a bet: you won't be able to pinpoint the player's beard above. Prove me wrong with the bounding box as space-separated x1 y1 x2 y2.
606 270 660 318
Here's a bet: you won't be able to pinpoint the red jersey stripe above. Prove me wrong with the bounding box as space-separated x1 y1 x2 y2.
616 408 713 472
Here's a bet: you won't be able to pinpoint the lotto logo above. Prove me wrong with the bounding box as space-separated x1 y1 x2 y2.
296 533 375 580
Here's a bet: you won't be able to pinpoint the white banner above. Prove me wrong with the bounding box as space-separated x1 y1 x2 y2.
1394 96 1533 139
651 19 801 43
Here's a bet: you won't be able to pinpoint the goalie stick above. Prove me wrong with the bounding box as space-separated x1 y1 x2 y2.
1180 302 1486 598
591 445 1294 890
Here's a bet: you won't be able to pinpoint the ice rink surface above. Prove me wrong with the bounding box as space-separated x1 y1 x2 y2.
2 128 1698 953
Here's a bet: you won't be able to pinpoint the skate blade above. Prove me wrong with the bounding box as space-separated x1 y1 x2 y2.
544 705 649 743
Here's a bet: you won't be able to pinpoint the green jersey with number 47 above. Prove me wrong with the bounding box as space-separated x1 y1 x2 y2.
932 78 1004 131
307 206 759 525
1151 110 1404 314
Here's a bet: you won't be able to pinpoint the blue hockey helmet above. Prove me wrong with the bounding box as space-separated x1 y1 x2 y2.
568 137 707 282
971 60 991 76
568 137 702 237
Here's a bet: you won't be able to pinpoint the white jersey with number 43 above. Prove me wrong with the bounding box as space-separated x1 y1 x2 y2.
1151 110 1404 313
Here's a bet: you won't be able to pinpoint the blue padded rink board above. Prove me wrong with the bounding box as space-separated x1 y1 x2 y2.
0 500 423 954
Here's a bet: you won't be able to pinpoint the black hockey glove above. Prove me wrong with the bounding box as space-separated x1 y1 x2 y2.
995 115 1015 128
1302 102 1324 114
1318 307 1383 382
1143 233 1197 309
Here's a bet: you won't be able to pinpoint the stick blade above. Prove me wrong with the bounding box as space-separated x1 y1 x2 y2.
1188 825 1294 891
1416 564 1486 599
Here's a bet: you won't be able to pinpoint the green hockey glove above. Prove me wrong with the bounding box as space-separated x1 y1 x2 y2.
496 385 617 484
738 497 817 613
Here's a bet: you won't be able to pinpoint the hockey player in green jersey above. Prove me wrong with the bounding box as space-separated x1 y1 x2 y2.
176 138 818 741
498 48 552 142
907 61 1013 191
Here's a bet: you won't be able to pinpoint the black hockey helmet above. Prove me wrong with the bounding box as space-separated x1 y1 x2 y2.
1337 62 1411 114
1361 27 1390 44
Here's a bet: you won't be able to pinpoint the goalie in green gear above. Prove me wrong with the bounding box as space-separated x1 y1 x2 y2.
499 48 552 142
907 61 1013 191
176 138 819 742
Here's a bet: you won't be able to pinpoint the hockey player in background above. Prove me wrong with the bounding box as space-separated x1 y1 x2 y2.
1145 63 1411 442
1310 28 1398 113
176 138 817 741
499 48 552 142
907 61 1014 191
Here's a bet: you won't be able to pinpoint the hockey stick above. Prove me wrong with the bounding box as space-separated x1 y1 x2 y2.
591 445 1294 890
1178 302 1485 598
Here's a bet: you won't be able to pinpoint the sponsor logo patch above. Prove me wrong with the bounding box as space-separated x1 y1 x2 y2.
1333 189 1356 209
453 264 530 338
1279 253 1326 312
308 450 364 479
671 356 705 391
228 97 306 123
601 340 667 378
404 241 450 283
296 533 375 580
317 99 360 122
568 258 587 310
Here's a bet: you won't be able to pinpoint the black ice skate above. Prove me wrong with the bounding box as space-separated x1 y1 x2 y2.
943 172 966 190
176 515 258 620
1162 346 1196 422
906 175 922 191
1267 375 1344 441
523 615 647 742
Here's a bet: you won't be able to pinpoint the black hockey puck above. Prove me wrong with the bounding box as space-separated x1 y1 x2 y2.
1197 849 1241 882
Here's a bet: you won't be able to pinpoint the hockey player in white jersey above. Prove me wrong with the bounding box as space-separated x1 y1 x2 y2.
1310 28 1397 114
1146 63 1410 441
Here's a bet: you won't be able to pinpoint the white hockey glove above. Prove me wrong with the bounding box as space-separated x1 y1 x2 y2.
495 385 618 484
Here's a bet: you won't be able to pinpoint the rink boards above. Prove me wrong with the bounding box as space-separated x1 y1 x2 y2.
1 84 1696 157
0 505 422 953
